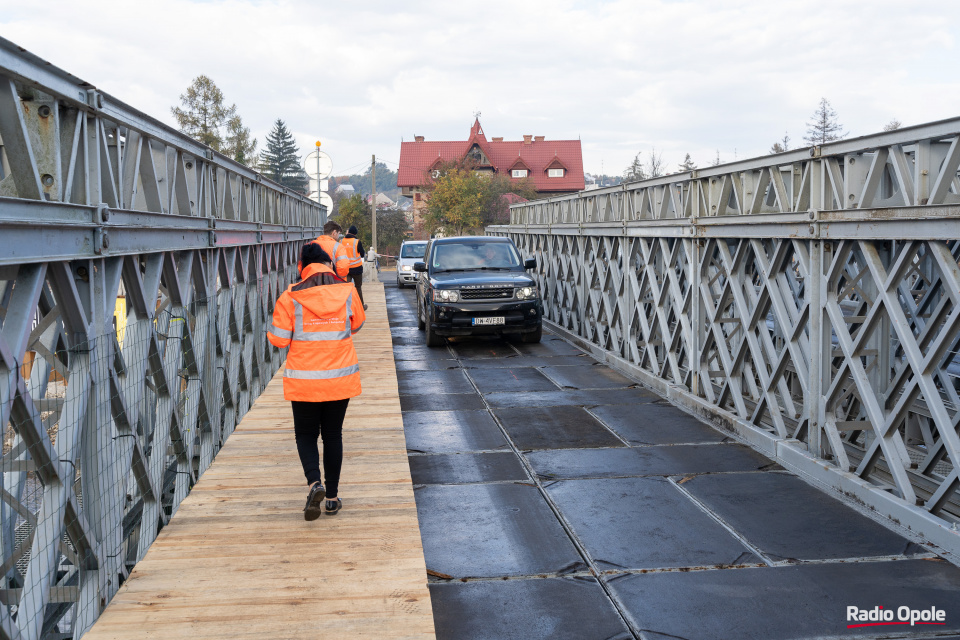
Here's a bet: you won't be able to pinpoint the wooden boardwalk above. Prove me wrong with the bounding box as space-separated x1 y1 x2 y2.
85 282 435 639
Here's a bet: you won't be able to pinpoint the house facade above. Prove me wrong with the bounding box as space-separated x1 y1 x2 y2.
397 119 585 230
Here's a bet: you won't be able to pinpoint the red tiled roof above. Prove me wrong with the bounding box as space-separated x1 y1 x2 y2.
398 120 585 193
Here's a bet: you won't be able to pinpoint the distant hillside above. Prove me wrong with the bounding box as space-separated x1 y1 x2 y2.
330 162 401 202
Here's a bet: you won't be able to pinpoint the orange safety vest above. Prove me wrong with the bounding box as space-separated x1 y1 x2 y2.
267 262 366 402
313 234 351 279
341 237 363 270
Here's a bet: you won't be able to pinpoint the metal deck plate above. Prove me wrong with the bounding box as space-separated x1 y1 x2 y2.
527 444 773 480
540 364 635 389
394 358 460 371
681 472 927 561
467 367 559 393
461 354 592 369
493 406 625 450
547 477 755 571
397 369 477 395
449 341 521 359
485 387 659 409
402 410 509 453
511 336 586 357
393 344 455 361
428 577 632 640
409 452 529 484
606 560 960 640
589 403 729 445
391 327 429 345
400 393 486 412
415 483 587 578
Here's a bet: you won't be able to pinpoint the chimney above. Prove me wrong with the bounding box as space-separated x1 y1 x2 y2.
523 135 533 144
414 135 424 142
534 135 544 142
491 137 503 142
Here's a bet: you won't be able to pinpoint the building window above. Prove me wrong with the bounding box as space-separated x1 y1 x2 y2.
414 192 422 201
548 168 564 178
512 169 528 178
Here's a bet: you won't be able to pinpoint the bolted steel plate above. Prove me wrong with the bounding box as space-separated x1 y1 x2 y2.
398 369 476 395
681 472 929 561
511 335 585 357
402 409 509 453
493 406 625 450
415 483 587 579
429 577 632 640
409 452 529 484
461 354 591 369
485 387 659 409
526 443 773 480
547 477 756 571
606 560 960 640
449 340 521 359
589 403 729 445
467 367 559 394
393 344 454 361
400 393 486 413
540 364 635 389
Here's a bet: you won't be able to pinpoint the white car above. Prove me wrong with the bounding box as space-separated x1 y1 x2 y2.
396 240 427 288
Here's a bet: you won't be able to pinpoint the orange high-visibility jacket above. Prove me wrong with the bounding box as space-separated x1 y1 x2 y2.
341 237 363 270
313 234 351 279
267 263 366 402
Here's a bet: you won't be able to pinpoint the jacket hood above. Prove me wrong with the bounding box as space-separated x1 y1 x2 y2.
290 264 356 317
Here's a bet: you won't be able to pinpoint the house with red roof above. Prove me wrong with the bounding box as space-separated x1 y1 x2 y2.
397 119 584 229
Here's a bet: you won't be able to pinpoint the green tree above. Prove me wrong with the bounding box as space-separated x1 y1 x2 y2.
332 194 410 254
259 119 308 192
171 75 236 150
623 153 646 181
424 167 487 235
678 153 696 172
223 114 257 165
376 209 410 255
804 98 846 145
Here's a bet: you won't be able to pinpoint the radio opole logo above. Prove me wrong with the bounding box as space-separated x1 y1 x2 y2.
847 605 946 629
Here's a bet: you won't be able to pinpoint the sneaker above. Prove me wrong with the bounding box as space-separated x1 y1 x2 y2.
304 483 325 521
325 497 342 515
363 303 368 310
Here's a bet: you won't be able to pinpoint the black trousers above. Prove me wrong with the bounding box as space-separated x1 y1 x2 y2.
291 399 349 497
348 270 364 304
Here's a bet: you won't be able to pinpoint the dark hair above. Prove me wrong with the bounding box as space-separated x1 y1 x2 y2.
323 220 342 234
301 242 331 268
347 225 358 235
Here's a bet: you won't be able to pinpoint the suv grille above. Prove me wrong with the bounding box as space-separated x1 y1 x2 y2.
460 287 514 300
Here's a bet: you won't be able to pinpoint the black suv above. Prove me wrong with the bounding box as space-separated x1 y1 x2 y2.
414 236 542 346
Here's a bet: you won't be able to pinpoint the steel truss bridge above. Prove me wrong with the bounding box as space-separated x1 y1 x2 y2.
0 38 322 638
491 122 960 565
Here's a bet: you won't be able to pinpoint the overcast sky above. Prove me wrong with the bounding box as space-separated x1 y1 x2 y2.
3 0 959 180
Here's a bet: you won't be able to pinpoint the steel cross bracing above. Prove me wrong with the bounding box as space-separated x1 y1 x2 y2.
0 38 323 639
491 117 960 563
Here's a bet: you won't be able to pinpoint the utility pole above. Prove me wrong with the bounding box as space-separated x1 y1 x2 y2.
371 154 377 252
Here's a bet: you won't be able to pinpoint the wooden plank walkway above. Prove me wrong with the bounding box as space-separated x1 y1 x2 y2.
85 281 435 639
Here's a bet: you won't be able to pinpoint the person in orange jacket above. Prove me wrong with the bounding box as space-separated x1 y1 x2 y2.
268 242 366 520
312 220 351 279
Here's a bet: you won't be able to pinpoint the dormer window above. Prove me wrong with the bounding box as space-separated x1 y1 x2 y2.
431 169 441 179
512 169 528 178
548 168 565 178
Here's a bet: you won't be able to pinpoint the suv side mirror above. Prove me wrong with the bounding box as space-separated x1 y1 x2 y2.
413 262 427 272
524 258 536 270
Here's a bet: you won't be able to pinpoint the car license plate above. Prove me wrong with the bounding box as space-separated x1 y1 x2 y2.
472 317 505 326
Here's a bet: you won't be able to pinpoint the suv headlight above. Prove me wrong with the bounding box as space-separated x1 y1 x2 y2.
433 289 460 302
515 286 538 300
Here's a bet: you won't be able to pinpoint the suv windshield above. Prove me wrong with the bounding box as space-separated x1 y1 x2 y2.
400 243 426 259
432 242 521 271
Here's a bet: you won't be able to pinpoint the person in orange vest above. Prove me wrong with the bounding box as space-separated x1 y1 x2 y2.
267 242 366 520
312 220 351 279
341 225 368 310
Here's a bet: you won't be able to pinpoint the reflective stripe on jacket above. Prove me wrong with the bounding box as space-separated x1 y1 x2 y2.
267 262 366 402
314 234 351 278
342 237 363 269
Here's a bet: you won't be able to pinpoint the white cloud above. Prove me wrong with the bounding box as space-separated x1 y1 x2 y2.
2 0 958 178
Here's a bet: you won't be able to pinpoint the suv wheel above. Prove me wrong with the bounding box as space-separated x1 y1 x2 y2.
417 296 426 331
520 324 542 343
425 317 444 347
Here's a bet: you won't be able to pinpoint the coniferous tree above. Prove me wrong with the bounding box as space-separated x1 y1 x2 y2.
804 98 846 145
259 119 308 192
171 76 236 150
678 153 696 172
623 153 647 182
769 133 790 154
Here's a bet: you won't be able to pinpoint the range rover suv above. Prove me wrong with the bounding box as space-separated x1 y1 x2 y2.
414 236 542 346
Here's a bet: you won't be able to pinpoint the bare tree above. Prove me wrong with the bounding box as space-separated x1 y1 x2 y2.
647 148 664 178
804 98 846 145
769 132 791 154
882 119 902 132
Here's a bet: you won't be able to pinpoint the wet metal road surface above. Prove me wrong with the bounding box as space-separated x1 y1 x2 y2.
380 273 960 640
